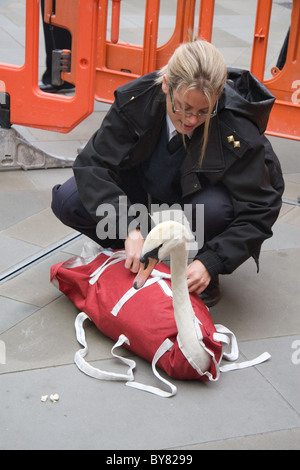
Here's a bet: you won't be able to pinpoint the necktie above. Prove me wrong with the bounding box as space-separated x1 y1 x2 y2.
167 133 184 154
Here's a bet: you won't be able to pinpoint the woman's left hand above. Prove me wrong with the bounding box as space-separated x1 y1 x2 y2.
187 259 211 294
124 229 144 273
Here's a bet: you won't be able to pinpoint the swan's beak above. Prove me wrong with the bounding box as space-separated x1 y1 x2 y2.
133 257 158 289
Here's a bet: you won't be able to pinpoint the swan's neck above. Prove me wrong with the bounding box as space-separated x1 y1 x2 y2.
170 246 194 323
169 243 211 373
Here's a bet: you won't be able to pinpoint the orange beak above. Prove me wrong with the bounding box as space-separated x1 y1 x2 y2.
133 257 158 289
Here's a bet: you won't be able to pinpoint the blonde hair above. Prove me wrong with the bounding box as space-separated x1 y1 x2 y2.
156 38 227 165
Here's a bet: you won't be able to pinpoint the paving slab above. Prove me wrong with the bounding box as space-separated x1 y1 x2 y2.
0 190 45 231
240 335 300 415
2 207 76 248
0 233 42 274
0 251 73 307
177 428 300 450
1 348 299 451
0 296 39 334
0 294 113 374
212 248 300 341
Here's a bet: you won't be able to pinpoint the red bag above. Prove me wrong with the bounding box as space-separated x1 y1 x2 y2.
51 246 270 397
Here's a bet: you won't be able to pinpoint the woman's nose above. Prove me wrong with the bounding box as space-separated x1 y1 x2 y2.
186 114 202 125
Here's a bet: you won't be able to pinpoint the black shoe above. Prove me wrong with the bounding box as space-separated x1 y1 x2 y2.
39 81 75 94
199 276 220 307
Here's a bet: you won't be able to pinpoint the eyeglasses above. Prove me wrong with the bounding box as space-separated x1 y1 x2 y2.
169 87 218 119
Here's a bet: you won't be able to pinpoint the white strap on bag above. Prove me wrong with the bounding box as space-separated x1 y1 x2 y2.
111 277 172 317
88 251 173 317
74 312 136 382
74 312 177 398
89 251 171 288
219 352 271 372
214 324 239 362
126 339 177 398
213 324 271 372
89 250 127 285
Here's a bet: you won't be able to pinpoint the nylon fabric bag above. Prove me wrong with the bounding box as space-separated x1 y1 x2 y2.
51 247 271 397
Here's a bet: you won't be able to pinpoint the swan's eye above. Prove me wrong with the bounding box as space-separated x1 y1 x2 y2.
140 244 163 268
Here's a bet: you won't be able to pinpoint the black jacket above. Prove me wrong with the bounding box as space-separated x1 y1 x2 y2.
73 68 284 277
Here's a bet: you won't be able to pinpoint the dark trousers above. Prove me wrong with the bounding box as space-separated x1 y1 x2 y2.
51 176 234 247
40 0 72 85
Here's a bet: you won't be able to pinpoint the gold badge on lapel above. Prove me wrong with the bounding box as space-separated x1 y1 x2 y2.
227 135 240 148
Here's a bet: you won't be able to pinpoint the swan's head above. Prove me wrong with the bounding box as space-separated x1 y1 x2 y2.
133 220 193 289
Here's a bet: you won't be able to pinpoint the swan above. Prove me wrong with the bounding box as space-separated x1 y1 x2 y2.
133 219 211 374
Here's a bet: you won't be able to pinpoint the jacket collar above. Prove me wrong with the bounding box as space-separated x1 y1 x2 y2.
118 82 166 135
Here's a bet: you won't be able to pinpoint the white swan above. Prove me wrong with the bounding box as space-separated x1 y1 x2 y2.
133 220 211 374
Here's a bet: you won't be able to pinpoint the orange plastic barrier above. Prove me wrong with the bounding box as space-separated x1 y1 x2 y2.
96 0 299 140
94 0 197 103
0 0 298 140
251 0 300 140
198 0 215 41
0 0 98 133
95 0 218 103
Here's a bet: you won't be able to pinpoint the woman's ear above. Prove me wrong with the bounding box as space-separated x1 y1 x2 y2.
162 75 168 95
